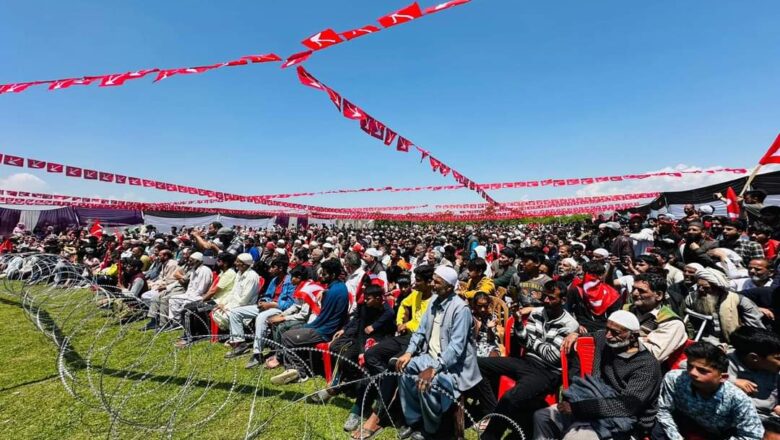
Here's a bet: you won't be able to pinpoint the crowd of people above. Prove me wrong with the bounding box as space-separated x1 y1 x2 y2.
2 190 780 440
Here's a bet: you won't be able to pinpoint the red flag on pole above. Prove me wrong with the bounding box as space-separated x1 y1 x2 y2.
725 187 741 219
758 133 780 165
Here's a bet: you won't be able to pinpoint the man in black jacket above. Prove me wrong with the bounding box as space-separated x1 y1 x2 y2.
532 310 662 440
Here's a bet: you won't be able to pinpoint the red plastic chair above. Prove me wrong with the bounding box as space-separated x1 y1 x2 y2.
209 310 220 343
561 336 596 389
664 339 694 371
495 314 558 405
315 342 333 383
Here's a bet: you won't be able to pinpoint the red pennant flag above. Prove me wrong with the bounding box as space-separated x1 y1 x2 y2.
224 54 281 66
424 0 471 14
378 2 423 28
84 169 98 180
99 69 158 87
99 172 114 182
177 185 188 193
27 158 46 169
342 100 366 120
341 25 380 41
294 280 325 315
301 28 343 51
296 66 324 90
324 86 342 110
397 137 412 152
48 78 98 90
0 239 13 253
384 128 398 146
89 220 104 239
441 163 453 177
566 178 581 185
115 175 127 184
281 51 313 69
65 166 82 177
725 187 741 219
417 146 430 162
429 156 441 172
46 162 63 173
541 179 553 186
155 182 166 190
0 82 38 94
581 177 594 185
128 177 142 186
197 189 208 196
154 64 223 82
360 116 386 140
165 183 177 192
553 179 566 187
758 133 780 165
595 176 610 183
187 187 198 195
206 190 216 198
2 155 23 167
527 181 540 187
142 179 156 188
609 176 624 182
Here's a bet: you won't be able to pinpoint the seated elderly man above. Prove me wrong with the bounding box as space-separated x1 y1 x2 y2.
683 267 765 345
625 273 687 362
395 266 481 440
167 252 213 327
533 310 663 440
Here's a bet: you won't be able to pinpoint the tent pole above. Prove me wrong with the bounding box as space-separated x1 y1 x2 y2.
739 165 763 196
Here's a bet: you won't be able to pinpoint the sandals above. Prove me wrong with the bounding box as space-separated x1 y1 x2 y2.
264 356 280 369
350 427 382 440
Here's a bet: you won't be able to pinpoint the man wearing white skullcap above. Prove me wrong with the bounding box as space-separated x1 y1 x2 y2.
167 251 213 329
683 267 765 344
362 248 388 293
535 310 663 440
395 263 480 438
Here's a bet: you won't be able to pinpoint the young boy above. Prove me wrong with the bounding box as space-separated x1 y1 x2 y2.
654 341 764 440
729 326 780 440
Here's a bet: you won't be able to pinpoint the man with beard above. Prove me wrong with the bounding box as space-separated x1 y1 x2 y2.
738 258 778 327
683 267 765 344
363 248 388 293
534 310 662 440
719 219 764 264
654 215 683 253
490 247 517 289
474 281 579 440
680 204 700 229
625 273 687 362
680 221 718 267
556 258 579 286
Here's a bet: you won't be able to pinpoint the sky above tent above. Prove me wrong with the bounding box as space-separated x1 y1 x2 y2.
1 0 779 210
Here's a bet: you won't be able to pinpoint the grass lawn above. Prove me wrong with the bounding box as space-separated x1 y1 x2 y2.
0 283 480 439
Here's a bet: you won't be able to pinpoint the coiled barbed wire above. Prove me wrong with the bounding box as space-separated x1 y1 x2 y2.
0 253 526 439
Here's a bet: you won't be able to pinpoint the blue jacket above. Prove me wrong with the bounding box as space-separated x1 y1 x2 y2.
305 280 349 340
262 274 295 311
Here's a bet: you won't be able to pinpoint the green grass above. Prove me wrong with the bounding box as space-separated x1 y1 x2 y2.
0 283 481 439
0 283 379 439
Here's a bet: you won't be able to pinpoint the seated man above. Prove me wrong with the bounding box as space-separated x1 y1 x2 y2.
308 284 395 405
625 273 687 362
475 280 579 440
490 248 518 289
224 259 294 363
533 310 662 440
344 264 435 437
140 249 179 305
653 341 764 440
271 258 350 385
167 251 213 327
461 257 496 299
684 267 765 345
396 266 481 439
728 326 780 440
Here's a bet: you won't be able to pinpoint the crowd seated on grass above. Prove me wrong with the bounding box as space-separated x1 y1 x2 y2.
2 196 780 440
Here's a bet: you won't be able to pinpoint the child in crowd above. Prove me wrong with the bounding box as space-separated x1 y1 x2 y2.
654 340 764 440
729 326 780 440
471 291 502 357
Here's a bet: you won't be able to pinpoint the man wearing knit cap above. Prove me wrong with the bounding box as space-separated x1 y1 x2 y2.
535 310 662 440
396 265 481 439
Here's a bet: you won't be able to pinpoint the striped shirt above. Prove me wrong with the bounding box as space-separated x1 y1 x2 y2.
513 307 579 372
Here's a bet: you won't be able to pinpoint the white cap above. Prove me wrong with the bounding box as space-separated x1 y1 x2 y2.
593 248 609 257
607 310 640 332
434 266 459 287
474 245 487 258
366 248 383 258
237 253 254 266
323 243 334 249
190 252 203 262
275 248 287 255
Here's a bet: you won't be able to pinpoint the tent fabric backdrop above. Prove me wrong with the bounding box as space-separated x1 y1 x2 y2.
18 210 42 231
219 216 276 229
144 213 220 230
0 208 21 236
